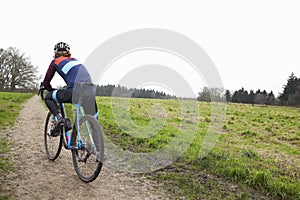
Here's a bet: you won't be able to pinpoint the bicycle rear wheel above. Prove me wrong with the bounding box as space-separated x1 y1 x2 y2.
44 112 62 160
71 115 104 182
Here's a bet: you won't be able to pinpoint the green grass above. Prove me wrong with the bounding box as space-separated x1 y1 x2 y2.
1 94 299 199
97 97 300 199
0 92 34 199
0 92 34 129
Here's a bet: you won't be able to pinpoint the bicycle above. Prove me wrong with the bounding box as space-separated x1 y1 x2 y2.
38 83 104 182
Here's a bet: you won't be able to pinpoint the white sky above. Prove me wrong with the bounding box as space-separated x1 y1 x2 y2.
1 0 300 97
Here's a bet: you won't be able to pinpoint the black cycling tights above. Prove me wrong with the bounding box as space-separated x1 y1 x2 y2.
45 89 98 117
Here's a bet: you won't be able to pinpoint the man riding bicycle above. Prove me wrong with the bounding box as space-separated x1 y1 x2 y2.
40 42 98 136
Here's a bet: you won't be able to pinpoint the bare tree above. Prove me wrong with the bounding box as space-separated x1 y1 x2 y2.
198 87 225 102
0 47 38 91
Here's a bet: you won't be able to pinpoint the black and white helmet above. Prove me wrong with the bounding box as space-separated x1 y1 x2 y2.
54 42 70 53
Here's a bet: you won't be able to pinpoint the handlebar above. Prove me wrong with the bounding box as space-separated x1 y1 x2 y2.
38 88 57 100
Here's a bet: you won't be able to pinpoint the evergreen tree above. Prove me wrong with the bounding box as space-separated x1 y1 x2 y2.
267 91 276 105
279 73 300 105
254 90 265 104
231 87 249 103
225 90 231 102
249 90 255 104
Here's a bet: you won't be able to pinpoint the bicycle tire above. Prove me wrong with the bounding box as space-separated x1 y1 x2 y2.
71 115 104 182
44 112 63 161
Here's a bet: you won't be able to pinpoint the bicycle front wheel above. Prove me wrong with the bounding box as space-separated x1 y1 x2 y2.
44 112 62 160
71 115 104 182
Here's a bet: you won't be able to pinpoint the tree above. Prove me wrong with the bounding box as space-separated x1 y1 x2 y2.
262 90 268 104
225 90 231 102
253 90 267 105
254 92 265 104
197 87 224 102
0 48 7 90
0 47 38 91
267 91 276 105
197 87 211 102
249 90 255 104
231 87 249 103
279 73 300 105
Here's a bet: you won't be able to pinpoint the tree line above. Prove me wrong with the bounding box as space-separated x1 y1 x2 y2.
95 84 176 99
198 73 300 106
226 88 277 105
197 87 277 105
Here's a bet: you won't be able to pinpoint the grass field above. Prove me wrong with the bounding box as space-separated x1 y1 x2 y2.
97 97 300 199
1 93 299 199
0 92 34 180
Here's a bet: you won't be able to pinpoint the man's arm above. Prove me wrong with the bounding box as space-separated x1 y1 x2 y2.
42 60 56 91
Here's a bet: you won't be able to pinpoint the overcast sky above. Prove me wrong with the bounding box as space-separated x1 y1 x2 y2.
1 0 300 97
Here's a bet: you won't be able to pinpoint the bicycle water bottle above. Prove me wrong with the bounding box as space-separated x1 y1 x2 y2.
65 131 71 148
64 118 72 148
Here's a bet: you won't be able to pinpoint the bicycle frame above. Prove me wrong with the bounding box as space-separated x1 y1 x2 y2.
61 102 95 150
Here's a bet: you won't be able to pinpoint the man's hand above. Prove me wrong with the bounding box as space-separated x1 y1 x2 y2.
38 82 45 98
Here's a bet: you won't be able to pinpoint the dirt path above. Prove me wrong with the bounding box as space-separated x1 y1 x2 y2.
2 95 170 200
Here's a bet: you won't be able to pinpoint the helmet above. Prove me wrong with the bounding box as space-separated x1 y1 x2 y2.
54 42 70 53
53 42 71 58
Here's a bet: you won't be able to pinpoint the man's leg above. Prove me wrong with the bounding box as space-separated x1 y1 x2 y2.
45 90 61 116
45 89 73 110
45 89 72 136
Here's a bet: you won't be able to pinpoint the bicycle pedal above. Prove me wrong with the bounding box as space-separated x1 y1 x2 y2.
50 130 60 137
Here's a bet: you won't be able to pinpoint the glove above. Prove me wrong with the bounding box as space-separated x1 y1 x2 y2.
38 82 45 96
40 82 45 89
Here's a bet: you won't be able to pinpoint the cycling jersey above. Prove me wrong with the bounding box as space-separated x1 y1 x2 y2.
43 56 92 90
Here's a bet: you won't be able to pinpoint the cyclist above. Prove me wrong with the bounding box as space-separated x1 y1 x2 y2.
40 42 98 136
